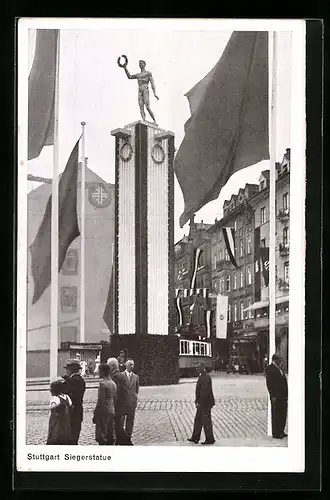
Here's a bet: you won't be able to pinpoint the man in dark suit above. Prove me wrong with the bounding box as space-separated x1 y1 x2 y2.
62 359 86 445
188 361 216 445
265 353 288 439
107 357 129 445
123 359 139 445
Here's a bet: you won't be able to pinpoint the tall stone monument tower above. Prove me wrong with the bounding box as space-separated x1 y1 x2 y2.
111 121 175 337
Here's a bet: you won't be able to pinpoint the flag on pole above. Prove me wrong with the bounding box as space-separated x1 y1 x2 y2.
175 31 269 228
103 261 115 333
28 29 59 161
222 227 238 268
30 140 81 304
260 246 270 286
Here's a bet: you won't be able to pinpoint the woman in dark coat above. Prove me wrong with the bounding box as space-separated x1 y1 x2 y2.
93 364 117 445
47 379 72 445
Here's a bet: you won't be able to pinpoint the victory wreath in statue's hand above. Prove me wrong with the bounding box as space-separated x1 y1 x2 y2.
117 55 159 125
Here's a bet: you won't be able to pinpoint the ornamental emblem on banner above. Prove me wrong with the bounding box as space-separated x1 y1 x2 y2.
88 183 111 208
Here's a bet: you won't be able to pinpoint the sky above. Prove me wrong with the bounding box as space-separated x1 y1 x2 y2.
25 20 293 242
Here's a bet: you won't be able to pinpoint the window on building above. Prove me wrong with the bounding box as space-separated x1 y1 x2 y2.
240 301 245 320
284 262 289 283
283 192 289 211
233 302 238 322
199 251 204 267
213 254 217 270
225 249 229 261
219 249 223 261
247 266 252 285
213 279 218 292
227 304 231 322
239 240 244 258
226 274 231 292
240 271 244 288
261 207 266 224
60 286 78 313
233 272 237 289
261 238 266 248
255 260 259 273
61 249 79 275
239 228 243 238
283 227 289 247
234 220 237 232
247 237 251 254
60 326 78 344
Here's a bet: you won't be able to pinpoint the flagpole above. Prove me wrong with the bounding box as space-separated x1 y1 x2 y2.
50 31 60 382
268 30 278 436
80 121 86 344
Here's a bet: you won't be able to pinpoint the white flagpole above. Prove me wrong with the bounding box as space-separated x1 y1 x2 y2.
50 32 60 382
268 30 278 436
80 121 86 344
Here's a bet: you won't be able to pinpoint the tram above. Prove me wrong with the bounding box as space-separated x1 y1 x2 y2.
179 337 212 377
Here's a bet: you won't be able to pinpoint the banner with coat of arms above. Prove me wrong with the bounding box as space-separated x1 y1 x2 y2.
88 183 112 208
216 294 228 339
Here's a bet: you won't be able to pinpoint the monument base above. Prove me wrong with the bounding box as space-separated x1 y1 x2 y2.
101 334 179 386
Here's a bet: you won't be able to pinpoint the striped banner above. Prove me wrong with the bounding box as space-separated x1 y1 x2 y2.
175 288 183 326
222 227 238 268
205 309 212 338
190 247 203 289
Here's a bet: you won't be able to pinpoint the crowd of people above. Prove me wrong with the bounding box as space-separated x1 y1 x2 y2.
46 351 288 446
46 352 139 446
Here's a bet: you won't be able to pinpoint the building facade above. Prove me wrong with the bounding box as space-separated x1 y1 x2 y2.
174 149 291 373
27 165 115 377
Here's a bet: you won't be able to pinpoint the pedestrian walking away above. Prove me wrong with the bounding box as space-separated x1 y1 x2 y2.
93 363 117 445
62 359 86 445
188 361 216 445
107 357 130 445
265 353 288 439
123 359 139 445
46 379 72 445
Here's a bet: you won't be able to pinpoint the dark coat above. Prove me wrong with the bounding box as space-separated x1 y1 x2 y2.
195 370 215 409
124 372 139 411
111 370 128 414
62 373 86 422
265 363 288 401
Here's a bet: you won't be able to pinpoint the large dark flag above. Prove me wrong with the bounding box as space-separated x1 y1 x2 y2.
175 31 269 228
28 29 58 160
30 140 81 304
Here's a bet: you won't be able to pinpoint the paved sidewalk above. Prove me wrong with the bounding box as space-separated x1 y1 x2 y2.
25 373 287 447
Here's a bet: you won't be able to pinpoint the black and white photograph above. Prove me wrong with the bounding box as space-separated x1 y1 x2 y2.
16 18 306 473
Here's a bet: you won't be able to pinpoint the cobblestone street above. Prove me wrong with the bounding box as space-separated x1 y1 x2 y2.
25 373 287 446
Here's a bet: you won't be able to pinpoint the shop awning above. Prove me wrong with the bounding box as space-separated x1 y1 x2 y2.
243 295 289 312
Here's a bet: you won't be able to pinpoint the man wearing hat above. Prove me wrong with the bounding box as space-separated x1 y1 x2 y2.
62 359 86 445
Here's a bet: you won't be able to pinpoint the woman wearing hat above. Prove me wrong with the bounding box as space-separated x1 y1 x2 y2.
62 359 86 445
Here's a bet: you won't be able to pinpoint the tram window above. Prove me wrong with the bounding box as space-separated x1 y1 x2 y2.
195 343 200 355
201 344 205 356
192 342 195 355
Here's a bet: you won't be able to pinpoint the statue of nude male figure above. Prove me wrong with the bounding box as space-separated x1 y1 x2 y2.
119 57 159 124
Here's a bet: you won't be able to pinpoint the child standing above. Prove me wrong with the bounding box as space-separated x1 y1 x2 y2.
46 379 73 445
